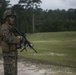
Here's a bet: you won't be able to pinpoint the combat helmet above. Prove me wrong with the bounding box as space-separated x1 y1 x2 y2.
3 9 16 20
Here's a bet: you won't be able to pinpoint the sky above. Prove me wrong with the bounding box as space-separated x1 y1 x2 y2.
10 0 76 10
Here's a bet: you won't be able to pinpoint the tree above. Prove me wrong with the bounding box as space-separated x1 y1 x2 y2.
19 0 42 33
0 0 10 24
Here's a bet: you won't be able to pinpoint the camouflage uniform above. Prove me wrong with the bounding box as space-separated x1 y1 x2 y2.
1 10 20 75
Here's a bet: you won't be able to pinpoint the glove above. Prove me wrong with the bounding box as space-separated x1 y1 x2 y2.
17 36 23 41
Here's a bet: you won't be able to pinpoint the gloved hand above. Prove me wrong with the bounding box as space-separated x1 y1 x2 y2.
17 36 23 40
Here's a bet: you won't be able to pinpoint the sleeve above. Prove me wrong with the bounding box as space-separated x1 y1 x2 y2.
1 27 20 44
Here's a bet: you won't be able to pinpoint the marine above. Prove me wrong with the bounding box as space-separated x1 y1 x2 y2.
1 9 22 75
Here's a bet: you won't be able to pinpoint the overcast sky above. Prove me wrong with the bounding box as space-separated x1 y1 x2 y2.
10 0 76 10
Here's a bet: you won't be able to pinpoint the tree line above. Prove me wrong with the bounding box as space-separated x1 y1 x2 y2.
0 0 76 33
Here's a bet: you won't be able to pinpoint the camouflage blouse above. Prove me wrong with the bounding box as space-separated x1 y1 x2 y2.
1 23 20 44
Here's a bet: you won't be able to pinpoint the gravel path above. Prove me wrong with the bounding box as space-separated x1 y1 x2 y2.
0 59 76 75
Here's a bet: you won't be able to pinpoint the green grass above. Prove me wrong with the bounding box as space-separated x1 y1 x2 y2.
0 31 76 68
18 31 76 68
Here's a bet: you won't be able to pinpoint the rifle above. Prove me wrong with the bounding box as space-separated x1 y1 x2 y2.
12 25 37 53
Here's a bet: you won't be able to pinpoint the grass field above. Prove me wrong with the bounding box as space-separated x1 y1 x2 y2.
18 31 76 68
0 31 76 69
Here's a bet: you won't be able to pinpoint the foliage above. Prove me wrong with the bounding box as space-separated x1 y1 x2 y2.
13 7 76 32
19 0 42 8
0 0 10 24
0 0 76 32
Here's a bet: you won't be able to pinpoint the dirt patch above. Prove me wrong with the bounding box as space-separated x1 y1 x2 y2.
0 58 76 75
18 56 76 68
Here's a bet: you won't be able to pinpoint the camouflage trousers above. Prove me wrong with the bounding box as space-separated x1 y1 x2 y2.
2 50 18 75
